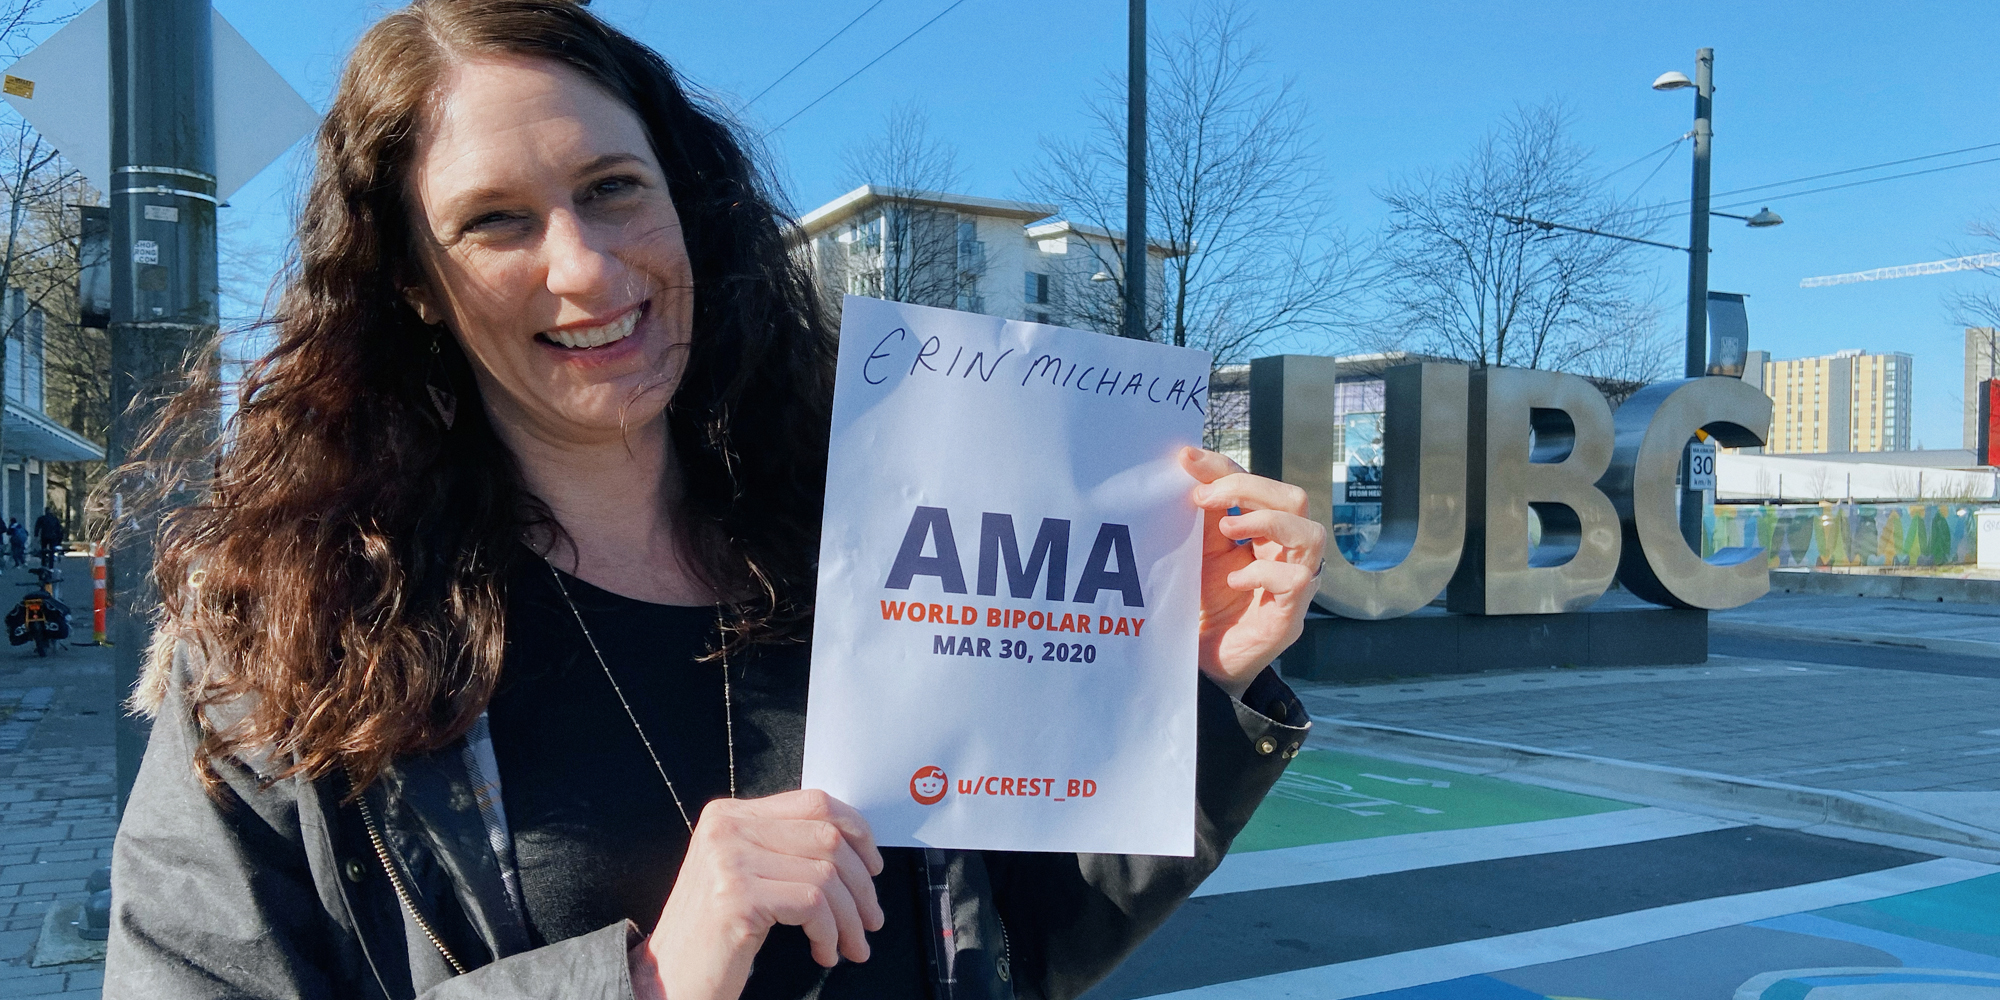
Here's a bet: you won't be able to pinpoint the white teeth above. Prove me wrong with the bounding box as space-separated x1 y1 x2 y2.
546 308 639 349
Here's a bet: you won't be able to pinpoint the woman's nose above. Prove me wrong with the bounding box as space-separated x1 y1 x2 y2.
541 210 623 298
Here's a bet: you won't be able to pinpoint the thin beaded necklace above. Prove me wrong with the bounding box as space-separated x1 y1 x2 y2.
542 558 736 834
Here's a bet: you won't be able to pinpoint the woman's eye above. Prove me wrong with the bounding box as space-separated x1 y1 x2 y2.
464 212 518 232
588 176 638 199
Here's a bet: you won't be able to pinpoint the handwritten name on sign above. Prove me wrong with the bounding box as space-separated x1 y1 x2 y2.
860 324 1210 414
803 296 1210 856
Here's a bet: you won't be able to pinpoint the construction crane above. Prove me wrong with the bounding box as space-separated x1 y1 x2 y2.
1800 251 2000 287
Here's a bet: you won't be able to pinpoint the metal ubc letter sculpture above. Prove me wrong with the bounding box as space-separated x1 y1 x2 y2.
1604 377 1773 609
1322 364 1468 619
1448 368 1621 615
1250 357 1774 622
1251 359 1467 620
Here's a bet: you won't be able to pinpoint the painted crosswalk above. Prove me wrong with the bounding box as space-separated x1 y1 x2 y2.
1148 859 1997 998
1080 747 2000 1000
1194 807 1739 897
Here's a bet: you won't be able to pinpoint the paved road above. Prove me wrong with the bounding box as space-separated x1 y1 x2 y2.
1297 655 2000 794
1714 590 2000 649
1712 629 2000 678
1089 747 2000 1000
1080 620 2000 998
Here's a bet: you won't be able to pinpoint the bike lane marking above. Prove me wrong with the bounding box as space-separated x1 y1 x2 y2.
1147 858 1998 1000
1199 807 1737 898
1230 748 1639 854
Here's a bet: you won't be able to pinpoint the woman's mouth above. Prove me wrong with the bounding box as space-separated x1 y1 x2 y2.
536 302 645 350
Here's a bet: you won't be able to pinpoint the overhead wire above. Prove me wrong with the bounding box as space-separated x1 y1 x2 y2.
1709 139 2000 202
1603 133 1689 180
741 0 890 110
762 0 973 138
1713 154 2000 212
1625 135 1686 197
1629 139 2000 222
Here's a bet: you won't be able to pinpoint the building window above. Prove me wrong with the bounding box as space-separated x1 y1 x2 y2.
1025 272 1049 305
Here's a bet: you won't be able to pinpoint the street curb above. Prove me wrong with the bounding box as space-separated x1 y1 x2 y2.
1709 619 2000 660
1309 717 2000 854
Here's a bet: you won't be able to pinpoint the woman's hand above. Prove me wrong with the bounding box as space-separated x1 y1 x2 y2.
1181 447 1327 700
629 789 885 1000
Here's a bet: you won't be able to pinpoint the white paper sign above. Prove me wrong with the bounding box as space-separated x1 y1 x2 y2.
803 297 1211 856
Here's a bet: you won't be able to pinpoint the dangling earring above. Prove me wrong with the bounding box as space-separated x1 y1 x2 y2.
426 332 458 430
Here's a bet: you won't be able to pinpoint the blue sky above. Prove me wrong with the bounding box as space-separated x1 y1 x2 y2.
28 1 2000 449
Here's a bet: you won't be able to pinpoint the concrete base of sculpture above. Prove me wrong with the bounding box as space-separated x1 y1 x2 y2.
1279 590 1707 683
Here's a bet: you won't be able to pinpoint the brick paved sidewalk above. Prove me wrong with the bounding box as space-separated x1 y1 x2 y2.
0 558 115 1000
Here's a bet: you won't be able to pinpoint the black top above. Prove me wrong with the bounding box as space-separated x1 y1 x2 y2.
485 559 928 998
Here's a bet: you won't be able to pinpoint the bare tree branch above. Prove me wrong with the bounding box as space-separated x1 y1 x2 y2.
818 102 976 316
1022 0 1358 363
1370 101 1671 385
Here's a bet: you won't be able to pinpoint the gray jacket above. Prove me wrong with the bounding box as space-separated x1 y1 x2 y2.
106 645 1308 1000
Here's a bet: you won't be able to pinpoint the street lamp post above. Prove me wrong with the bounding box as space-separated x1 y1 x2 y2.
1123 0 1147 341
1499 49 1771 561
1656 48 1714 551
108 0 217 815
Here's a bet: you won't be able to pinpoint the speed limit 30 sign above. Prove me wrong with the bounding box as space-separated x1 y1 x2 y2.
1687 441 1717 491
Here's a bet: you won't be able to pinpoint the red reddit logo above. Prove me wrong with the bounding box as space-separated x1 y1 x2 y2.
910 765 948 805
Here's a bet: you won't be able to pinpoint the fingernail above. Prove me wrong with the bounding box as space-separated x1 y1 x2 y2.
1228 507 1248 546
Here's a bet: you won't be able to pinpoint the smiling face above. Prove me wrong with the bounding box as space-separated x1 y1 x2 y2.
405 56 694 448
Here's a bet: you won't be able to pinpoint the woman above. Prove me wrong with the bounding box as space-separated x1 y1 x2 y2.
105 2 1323 999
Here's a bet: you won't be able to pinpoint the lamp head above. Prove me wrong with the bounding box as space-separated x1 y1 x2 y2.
1746 207 1784 228
1091 270 1113 282
1652 70 1695 91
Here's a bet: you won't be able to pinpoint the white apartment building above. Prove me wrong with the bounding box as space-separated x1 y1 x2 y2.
0 289 102 524
796 186 1182 334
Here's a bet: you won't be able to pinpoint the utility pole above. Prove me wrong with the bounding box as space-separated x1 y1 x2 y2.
1679 47 1714 552
1122 0 1146 341
107 0 216 814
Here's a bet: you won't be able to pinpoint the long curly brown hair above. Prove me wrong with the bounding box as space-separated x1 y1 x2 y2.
129 0 833 792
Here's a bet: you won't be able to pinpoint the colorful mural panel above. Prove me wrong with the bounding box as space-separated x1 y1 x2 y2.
1705 502 1987 568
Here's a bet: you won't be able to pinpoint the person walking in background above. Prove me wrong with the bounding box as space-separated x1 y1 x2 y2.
32 507 62 569
7 518 24 568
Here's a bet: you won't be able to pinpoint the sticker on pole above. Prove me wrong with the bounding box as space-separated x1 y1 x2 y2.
802 296 1210 856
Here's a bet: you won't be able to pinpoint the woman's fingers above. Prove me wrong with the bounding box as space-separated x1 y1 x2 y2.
761 790 884 876
1218 508 1326 552
757 876 846 968
1178 445 1244 485
744 819 885 931
648 790 890 998
1226 557 1317 596
747 853 873 965
722 792 886 966
1194 471 1309 518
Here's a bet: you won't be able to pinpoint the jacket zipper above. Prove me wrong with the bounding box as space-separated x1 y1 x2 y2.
356 792 469 976
996 912 1012 986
